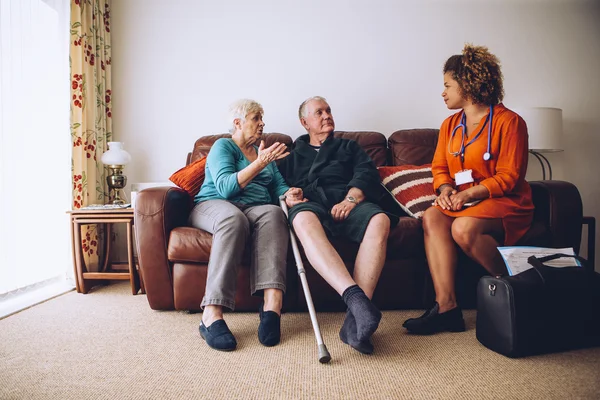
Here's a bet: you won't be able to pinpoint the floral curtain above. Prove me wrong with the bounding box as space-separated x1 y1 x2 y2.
70 0 112 269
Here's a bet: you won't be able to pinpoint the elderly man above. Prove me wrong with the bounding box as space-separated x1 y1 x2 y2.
278 96 397 354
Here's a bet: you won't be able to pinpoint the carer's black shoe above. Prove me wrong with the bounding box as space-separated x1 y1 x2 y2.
402 303 465 335
199 320 237 351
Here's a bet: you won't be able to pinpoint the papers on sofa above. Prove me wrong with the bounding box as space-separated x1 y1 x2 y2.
497 246 582 276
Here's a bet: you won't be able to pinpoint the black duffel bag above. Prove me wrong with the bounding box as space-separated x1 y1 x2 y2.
476 254 600 358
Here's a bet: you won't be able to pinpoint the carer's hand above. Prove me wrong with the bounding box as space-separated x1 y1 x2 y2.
331 199 356 222
433 185 457 210
258 141 289 166
449 190 473 211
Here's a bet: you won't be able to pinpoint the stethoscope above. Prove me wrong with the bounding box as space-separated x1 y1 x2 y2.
448 105 493 161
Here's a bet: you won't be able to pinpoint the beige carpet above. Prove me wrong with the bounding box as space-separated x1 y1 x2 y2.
1 282 599 400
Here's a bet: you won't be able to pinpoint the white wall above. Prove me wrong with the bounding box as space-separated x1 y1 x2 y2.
111 0 600 269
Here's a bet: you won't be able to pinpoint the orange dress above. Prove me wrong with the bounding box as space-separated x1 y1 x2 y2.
432 103 534 245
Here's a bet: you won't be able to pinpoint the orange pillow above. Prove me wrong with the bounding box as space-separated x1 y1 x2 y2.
169 156 206 197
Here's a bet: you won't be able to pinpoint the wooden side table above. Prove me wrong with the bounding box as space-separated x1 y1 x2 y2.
68 208 142 295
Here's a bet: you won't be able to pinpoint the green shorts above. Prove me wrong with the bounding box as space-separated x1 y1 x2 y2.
287 201 398 243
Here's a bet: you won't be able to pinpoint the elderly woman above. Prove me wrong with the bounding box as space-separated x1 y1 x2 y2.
403 45 534 334
190 99 305 351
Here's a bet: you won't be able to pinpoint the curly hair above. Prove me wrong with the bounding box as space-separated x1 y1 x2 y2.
443 44 504 105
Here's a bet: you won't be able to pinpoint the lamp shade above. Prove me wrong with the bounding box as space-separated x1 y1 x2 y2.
514 107 563 152
101 142 132 165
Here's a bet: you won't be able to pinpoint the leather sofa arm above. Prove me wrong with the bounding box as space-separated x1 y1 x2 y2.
530 180 583 253
134 186 192 310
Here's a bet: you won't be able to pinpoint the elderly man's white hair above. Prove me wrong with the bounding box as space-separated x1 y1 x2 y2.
298 96 328 120
228 99 264 133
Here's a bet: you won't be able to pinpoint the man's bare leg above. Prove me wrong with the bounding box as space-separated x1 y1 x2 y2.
292 211 354 294
340 213 390 353
353 213 390 298
292 211 382 342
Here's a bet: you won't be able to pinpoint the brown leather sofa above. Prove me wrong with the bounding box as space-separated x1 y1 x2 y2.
134 130 583 312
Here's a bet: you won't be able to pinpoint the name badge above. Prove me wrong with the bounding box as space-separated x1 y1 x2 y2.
455 169 474 186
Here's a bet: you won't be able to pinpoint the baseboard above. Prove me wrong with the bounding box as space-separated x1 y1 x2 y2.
0 278 75 319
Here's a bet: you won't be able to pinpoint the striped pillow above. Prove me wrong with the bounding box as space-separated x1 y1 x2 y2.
378 164 436 219
169 156 207 197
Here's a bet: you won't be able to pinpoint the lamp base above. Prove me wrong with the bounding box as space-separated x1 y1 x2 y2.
529 150 553 180
110 192 126 205
106 165 128 205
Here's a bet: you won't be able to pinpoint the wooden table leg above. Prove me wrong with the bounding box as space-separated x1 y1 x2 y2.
126 220 139 295
73 222 90 294
70 216 81 293
139 264 146 295
102 223 112 273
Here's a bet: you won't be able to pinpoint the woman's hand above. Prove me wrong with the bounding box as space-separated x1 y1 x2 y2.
331 199 356 222
284 187 308 208
257 141 289 167
434 185 457 210
449 190 473 211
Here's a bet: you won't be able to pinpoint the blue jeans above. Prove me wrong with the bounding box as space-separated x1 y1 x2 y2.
189 200 289 310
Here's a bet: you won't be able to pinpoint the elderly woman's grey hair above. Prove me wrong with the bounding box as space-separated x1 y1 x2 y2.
228 99 264 133
298 96 327 120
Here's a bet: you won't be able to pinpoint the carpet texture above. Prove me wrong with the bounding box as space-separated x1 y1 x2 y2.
1 282 599 399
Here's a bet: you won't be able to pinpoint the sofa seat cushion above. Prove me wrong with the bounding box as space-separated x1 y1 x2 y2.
168 227 212 263
386 217 425 259
168 226 256 265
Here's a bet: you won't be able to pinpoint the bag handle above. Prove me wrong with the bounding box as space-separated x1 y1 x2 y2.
527 253 589 284
528 253 588 267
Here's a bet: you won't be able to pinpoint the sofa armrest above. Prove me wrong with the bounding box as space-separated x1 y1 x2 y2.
134 186 192 310
530 180 583 253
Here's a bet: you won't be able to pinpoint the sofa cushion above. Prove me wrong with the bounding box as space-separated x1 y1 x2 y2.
389 129 438 166
333 131 388 167
168 227 212 263
169 156 206 196
188 133 293 164
386 217 425 258
379 164 436 218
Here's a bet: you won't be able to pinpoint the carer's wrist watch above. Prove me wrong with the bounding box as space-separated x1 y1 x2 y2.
346 196 358 204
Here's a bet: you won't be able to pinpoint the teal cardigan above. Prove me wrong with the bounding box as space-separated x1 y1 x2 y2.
194 138 289 205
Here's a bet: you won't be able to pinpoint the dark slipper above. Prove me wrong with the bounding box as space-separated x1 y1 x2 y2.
402 303 465 335
258 304 281 347
199 320 237 351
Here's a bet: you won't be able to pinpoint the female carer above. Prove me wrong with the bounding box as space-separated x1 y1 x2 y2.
403 44 534 335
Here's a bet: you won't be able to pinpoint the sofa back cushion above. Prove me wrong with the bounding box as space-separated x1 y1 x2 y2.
187 133 294 165
388 129 439 166
334 131 388 167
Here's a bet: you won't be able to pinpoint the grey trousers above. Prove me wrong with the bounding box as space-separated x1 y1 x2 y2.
188 199 289 311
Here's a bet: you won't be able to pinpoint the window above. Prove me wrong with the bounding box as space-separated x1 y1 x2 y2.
0 0 72 297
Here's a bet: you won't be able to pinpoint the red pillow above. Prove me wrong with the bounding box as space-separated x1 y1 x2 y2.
378 164 436 219
169 156 206 197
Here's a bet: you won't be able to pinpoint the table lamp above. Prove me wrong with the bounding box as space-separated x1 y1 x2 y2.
101 142 132 204
515 107 563 180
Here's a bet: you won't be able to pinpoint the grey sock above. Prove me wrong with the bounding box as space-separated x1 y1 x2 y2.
339 310 374 354
342 285 382 342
